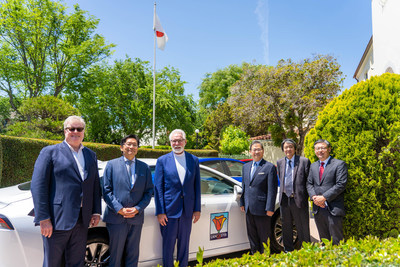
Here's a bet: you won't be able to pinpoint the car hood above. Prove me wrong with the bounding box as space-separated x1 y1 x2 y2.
0 183 32 208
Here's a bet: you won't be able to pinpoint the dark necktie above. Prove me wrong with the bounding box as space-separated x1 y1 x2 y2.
319 162 325 182
285 160 293 197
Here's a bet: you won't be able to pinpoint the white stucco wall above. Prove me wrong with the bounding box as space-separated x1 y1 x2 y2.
371 0 400 76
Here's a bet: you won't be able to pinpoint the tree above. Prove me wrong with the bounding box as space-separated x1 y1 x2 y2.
198 63 256 113
304 73 400 239
5 95 78 139
68 57 196 144
202 102 233 150
219 125 250 155
0 0 114 113
228 55 344 154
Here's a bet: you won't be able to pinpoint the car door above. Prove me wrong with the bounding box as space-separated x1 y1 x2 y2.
188 167 249 258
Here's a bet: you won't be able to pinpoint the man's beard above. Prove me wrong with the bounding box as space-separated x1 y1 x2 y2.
172 146 184 154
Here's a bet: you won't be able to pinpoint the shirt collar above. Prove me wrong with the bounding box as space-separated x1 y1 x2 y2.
64 140 84 153
124 156 136 163
320 156 331 165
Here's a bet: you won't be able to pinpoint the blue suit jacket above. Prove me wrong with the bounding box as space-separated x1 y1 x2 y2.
154 151 201 218
102 157 153 225
240 159 278 216
31 141 102 230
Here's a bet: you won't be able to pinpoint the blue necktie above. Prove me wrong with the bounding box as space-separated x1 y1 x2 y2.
285 160 293 197
250 162 258 181
126 160 134 187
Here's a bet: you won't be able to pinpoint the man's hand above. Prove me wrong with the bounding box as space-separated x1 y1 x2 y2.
118 207 139 218
266 211 274 217
312 195 326 208
240 206 245 212
157 214 168 226
192 211 201 223
40 219 53 238
90 214 100 227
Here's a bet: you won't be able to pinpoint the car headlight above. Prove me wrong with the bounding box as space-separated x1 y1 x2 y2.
0 214 14 230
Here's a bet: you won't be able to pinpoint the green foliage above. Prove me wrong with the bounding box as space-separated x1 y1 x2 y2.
229 54 343 154
0 96 11 132
304 73 400 239
0 0 114 112
5 96 78 140
196 236 400 266
66 57 196 144
0 135 218 187
219 125 250 155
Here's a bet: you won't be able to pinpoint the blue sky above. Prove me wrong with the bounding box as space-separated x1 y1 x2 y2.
64 0 372 100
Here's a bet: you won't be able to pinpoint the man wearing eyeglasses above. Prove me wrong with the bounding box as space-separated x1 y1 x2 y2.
102 134 153 267
306 139 348 245
154 129 201 267
240 140 278 254
31 115 102 267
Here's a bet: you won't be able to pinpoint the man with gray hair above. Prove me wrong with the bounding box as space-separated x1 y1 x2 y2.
307 139 347 245
277 139 311 251
154 129 201 267
31 115 102 266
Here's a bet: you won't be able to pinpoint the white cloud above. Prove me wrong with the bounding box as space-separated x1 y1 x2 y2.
255 0 269 65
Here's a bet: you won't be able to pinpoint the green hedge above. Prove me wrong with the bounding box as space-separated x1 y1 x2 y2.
198 236 400 266
304 73 400 239
0 135 218 187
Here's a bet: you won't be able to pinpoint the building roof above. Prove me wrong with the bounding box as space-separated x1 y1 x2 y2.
353 36 373 80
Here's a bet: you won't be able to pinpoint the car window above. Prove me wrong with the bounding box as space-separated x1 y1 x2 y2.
200 169 234 194
225 161 243 177
200 160 225 174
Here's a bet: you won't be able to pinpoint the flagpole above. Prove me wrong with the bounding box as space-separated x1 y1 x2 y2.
152 1 156 149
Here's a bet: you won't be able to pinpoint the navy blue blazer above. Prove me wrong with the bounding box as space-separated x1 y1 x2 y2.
240 159 278 216
31 141 102 230
154 151 201 218
102 157 153 225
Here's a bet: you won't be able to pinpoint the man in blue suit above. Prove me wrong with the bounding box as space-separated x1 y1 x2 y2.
31 116 102 267
240 140 278 254
102 134 153 267
154 129 201 267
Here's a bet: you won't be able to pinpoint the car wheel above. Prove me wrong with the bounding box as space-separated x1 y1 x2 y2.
270 209 300 253
85 234 110 266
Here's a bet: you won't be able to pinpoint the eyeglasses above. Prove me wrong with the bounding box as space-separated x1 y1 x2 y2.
66 127 84 132
251 148 263 152
124 143 138 148
171 139 185 144
315 147 328 151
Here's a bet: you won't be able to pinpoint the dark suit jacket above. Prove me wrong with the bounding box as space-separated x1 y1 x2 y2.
154 151 201 218
31 141 102 230
277 155 311 209
102 157 153 225
306 157 348 217
240 159 278 216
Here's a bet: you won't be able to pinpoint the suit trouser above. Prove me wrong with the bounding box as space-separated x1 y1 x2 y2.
314 207 344 245
280 194 310 251
160 214 193 267
245 212 271 254
42 211 88 267
107 223 143 267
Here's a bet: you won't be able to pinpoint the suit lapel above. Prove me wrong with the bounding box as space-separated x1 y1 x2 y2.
320 157 333 183
61 141 82 182
250 159 265 185
118 156 132 188
183 152 192 185
169 152 181 184
293 155 299 183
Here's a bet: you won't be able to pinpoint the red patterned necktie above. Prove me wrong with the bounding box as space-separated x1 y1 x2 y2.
319 162 325 182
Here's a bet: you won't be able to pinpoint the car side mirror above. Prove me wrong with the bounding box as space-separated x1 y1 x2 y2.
234 185 242 200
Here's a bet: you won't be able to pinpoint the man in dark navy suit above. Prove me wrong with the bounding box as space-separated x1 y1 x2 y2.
102 134 153 267
154 129 201 267
31 116 102 267
307 139 348 245
240 140 278 254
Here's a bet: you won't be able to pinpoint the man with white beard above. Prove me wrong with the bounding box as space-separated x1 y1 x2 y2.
154 129 201 267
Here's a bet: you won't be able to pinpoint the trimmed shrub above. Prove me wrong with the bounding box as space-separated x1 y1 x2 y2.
219 125 250 155
198 236 400 266
304 73 400 239
0 135 218 187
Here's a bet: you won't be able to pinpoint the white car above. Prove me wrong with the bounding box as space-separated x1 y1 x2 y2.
0 158 295 266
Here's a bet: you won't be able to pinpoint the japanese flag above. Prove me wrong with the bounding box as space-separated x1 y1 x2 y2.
153 13 168 51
